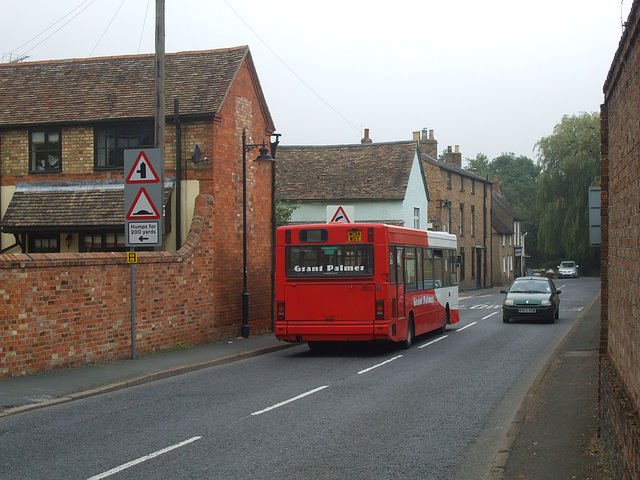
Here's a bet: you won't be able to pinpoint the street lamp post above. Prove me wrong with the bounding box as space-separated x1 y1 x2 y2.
241 127 276 338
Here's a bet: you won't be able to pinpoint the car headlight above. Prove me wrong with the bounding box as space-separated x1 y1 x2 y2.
541 300 552 306
504 299 514 306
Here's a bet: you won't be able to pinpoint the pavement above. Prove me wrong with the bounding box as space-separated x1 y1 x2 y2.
0 289 610 479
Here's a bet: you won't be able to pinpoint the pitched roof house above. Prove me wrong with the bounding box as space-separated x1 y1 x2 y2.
491 181 523 285
276 139 430 228
415 129 494 290
0 46 276 254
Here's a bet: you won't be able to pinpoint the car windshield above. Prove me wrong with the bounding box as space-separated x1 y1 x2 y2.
510 280 551 293
560 262 575 268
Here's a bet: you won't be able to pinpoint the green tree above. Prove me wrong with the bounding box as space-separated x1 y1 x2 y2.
465 152 541 263
466 153 491 177
535 112 600 264
275 181 298 227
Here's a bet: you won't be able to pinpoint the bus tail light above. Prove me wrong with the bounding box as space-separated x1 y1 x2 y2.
375 300 384 320
368 227 374 242
277 301 285 321
285 230 291 244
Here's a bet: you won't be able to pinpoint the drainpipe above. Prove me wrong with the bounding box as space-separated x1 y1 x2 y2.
484 177 489 288
174 99 182 250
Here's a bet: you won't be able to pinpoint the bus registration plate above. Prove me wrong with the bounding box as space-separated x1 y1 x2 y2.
348 231 362 242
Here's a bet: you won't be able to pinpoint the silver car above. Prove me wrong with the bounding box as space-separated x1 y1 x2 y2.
557 261 579 278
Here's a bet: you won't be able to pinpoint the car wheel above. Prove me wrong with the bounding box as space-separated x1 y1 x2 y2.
503 316 509 324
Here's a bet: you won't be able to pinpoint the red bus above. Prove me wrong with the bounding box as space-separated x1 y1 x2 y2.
275 223 459 349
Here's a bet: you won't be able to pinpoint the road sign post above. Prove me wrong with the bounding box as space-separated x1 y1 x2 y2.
124 149 163 359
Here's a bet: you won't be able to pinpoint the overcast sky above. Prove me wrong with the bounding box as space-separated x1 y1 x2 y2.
1 0 632 162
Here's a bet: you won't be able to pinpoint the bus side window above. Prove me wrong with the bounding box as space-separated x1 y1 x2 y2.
396 247 404 285
423 248 434 289
433 249 444 288
417 247 423 290
450 250 458 286
405 247 417 292
443 251 450 287
389 247 396 284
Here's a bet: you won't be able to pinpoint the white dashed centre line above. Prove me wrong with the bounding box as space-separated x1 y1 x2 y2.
457 321 477 331
87 436 202 480
251 385 329 416
418 335 449 349
357 355 403 375
481 311 499 320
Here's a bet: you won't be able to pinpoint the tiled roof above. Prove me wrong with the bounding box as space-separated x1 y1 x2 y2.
276 141 420 202
0 181 172 232
0 47 257 126
492 190 519 234
421 154 493 184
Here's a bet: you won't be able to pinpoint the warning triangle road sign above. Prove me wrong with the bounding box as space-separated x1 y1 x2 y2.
126 187 161 220
330 206 351 223
126 151 160 184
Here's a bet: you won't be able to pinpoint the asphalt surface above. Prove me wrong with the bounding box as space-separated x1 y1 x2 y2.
0 289 610 479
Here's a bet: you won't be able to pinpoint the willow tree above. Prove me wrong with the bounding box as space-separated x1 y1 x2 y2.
536 112 600 261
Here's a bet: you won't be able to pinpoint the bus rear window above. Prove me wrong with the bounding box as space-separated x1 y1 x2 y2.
286 244 374 277
299 229 328 243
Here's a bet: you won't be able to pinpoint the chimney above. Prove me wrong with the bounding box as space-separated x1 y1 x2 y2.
361 128 373 144
493 176 502 195
444 145 462 167
415 128 437 158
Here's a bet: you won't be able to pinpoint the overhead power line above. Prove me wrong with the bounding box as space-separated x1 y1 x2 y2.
8 0 96 58
223 0 361 135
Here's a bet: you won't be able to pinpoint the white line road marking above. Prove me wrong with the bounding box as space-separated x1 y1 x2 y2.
251 385 329 416
357 355 403 375
457 321 477 331
86 436 202 480
418 335 449 349
481 311 499 320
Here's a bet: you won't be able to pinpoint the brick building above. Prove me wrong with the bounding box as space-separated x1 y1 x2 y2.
600 0 640 476
491 181 523 285
416 130 494 291
0 47 278 376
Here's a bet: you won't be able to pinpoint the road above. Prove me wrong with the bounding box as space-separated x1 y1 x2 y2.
0 277 599 479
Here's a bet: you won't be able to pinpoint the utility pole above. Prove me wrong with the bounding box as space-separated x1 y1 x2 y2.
155 0 165 163
155 0 165 247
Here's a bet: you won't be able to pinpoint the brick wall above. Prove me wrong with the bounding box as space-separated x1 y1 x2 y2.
0 194 272 378
601 0 640 476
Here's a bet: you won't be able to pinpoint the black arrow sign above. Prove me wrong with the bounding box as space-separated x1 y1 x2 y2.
139 236 149 242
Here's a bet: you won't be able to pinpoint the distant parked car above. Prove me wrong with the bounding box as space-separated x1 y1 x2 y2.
557 261 579 278
501 276 561 324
